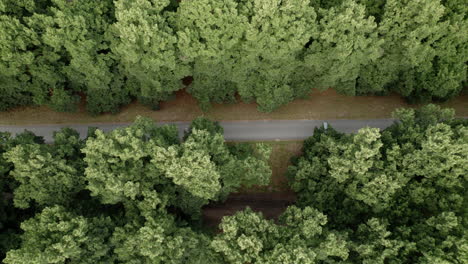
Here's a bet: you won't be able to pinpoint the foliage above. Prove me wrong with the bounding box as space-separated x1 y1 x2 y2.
111 212 220 264
175 0 245 110
212 206 349 264
0 106 466 262
3 206 115 264
234 0 317 112
0 131 44 259
0 0 130 114
288 105 467 263
111 0 186 110
0 116 272 263
303 0 383 95
83 116 271 217
4 128 85 209
357 0 467 102
0 0 466 112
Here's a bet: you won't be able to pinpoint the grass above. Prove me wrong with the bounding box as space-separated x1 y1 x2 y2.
238 141 303 193
1 89 467 125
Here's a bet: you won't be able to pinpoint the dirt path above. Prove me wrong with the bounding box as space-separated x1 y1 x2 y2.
1 89 467 125
202 192 296 229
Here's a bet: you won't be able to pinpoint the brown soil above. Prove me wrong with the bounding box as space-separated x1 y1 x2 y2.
202 141 302 229
202 192 296 229
238 141 303 193
1 88 467 125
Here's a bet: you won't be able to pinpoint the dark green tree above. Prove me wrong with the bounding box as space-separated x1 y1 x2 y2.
357 0 467 102
0 131 45 259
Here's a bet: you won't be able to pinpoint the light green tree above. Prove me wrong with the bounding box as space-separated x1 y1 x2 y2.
302 0 383 95
175 0 246 110
4 129 85 209
288 105 467 263
212 206 349 264
83 117 271 217
111 0 186 110
112 212 220 264
233 0 317 112
3 206 115 264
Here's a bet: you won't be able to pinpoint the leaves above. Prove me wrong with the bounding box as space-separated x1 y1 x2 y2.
3 206 115 264
1 0 466 112
4 129 85 209
111 0 185 109
304 0 383 95
213 206 349 264
288 105 467 263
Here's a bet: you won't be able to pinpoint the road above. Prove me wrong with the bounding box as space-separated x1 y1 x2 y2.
0 119 396 142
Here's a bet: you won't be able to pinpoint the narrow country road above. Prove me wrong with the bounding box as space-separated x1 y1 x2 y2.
0 119 395 142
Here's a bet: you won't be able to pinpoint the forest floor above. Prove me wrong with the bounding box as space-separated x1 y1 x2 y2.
203 141 302 228
240 141 303 193
1 88 467 125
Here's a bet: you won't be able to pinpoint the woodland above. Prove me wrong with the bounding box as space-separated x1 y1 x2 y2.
0 105 466 263
1 0 467 263
1 0 467 114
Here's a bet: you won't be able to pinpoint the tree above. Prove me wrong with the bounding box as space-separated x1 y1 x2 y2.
3 206 115 264
287 105 467 262
82 117 177 206
175 0 246 110
409 5 467 102
111 0 186 110
302 0 383 95
28 0 129 114
4 128 85 209
233 0 317 112
0 0 130 114
83 117 271 218
111 211 220 264
212 206 349 264
0 131 47 259
156 129 222 200
357 0 466 102
0 11 41 111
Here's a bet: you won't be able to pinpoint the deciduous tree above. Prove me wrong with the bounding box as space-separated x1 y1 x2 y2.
303 0 382 95
3 206 115 264
111 0 186 110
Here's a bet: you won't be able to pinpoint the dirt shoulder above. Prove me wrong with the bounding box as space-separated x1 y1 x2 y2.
1 89 466 125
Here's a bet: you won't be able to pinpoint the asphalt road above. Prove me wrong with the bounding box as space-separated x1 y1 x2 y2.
0 119 396 142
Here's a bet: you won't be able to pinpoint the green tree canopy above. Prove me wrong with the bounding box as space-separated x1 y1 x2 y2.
212 206 349 264
3 206 115 264
234 0 317 112
4 128 85 209
303 0 383 95
1 116 272 263
175 0 246 110
111 0 186 110
83 117 271 218
287 105 467 263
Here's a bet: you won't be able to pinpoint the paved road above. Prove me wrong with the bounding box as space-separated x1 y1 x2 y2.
0 119 396 142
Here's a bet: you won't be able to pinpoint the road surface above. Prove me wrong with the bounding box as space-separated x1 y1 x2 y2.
0 119 396 142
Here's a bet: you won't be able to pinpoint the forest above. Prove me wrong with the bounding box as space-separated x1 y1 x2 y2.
0 105 466 263
1 0 467 114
